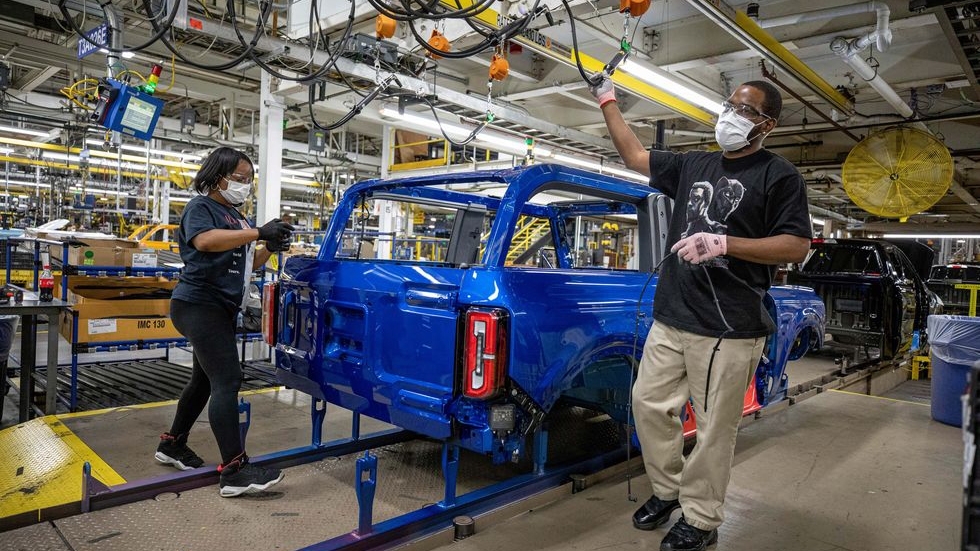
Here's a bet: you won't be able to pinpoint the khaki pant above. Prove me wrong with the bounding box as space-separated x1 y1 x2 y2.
632 321 765 531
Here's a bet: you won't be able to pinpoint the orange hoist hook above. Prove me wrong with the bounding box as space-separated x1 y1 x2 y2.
428 30 450 59
619 0 651 17
375 14 396 39
489 54 509 81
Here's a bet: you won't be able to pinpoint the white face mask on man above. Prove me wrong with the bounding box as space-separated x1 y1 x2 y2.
714 109 768 152
219 178 252 206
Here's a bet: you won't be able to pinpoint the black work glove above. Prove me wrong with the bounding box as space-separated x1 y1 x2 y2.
265 237 292 253
257 218 294 242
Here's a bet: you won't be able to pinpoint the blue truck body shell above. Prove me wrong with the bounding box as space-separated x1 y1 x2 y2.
274 165 825 461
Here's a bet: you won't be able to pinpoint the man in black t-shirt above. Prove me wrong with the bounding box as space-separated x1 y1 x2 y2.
591 79 812 550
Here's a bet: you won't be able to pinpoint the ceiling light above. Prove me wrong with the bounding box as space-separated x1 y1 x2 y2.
281 167 317 178
380 106 549 157
86 139 203 161
0 125 51 137
380 106 468 137
602 166 648 183
553 154 601 171
883 234 980 239
97 49 135 59
0 147 12 155
472 130 552 158
812 217 826 226
620 60 724 115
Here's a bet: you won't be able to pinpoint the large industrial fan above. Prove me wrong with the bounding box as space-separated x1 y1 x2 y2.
841 126 953 219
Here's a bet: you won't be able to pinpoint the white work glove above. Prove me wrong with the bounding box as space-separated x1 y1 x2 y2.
672 232 728 264
589 75 617 108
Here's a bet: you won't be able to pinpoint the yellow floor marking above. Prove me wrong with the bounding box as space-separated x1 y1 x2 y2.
829 388 930 407
55 385 287 419
0 416 125 520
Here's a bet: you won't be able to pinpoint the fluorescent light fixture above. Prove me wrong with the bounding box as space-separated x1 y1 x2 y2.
883 234 980 239
620 60 724 115
476 131 552 158
553 154 648 182
603 166 648 183
381 106 468 137
553 154 601 171
379 106 549 157
0 147 12 155
281 177 318 186
97 49 135 59
85 139 203 161
282 205 292 210
0 125 51 137
42 151 145 171
281 167 317 178
812 217 826 226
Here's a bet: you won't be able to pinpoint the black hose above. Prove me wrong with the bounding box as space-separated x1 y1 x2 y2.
234 1 355 83
140 0 272 72
58 0 181 54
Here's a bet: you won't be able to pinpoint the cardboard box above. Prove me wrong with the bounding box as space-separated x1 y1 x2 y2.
49 238 140 267
59 276 176 302
59 275 181 343
60 311 182 343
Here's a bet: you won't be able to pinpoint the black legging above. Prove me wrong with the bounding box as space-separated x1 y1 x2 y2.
169 299 243 464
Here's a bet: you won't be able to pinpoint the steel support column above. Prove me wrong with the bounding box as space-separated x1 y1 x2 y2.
257 71 284 225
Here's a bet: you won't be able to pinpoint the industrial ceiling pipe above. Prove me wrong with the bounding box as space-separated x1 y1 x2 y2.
830 43 913 119
759 0 892 53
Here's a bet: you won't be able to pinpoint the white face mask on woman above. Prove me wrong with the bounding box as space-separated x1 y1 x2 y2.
714 110 765 152
219 178 252 206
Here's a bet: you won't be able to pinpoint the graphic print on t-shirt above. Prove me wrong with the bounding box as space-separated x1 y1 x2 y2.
681 176 745 238
680 176 745 268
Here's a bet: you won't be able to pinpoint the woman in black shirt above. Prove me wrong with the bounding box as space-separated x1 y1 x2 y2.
154 146 293 497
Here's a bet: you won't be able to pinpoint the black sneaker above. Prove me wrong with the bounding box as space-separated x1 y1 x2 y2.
218 455 284 497
633 494 681 530
660 516 718 551
155 432 204 471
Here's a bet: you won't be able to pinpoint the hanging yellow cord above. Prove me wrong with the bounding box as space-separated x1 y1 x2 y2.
157 53 176 94
116 70 147 83
59 78 99 110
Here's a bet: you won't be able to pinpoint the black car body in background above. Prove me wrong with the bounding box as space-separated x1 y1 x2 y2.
788 238 942 359
927 263 980 316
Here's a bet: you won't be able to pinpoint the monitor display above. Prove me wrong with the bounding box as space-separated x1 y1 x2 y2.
120 96 157 134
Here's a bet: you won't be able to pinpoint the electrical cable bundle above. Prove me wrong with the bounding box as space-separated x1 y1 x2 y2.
51 0 647 151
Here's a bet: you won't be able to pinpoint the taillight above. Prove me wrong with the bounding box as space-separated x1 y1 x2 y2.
462 308 508 400
262 281 279 346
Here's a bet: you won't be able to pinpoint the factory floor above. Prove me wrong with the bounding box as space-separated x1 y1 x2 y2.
0 332 963 551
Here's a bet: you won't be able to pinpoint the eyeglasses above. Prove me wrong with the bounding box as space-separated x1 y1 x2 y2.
223 173 253 184
722 101 771 120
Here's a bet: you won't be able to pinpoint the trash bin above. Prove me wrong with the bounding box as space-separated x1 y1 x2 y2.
929 315 980 427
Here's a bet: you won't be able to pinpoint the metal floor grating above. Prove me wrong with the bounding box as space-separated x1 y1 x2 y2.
31 359 279 412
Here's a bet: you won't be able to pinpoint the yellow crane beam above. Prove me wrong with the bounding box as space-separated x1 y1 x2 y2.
685 0 853 115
